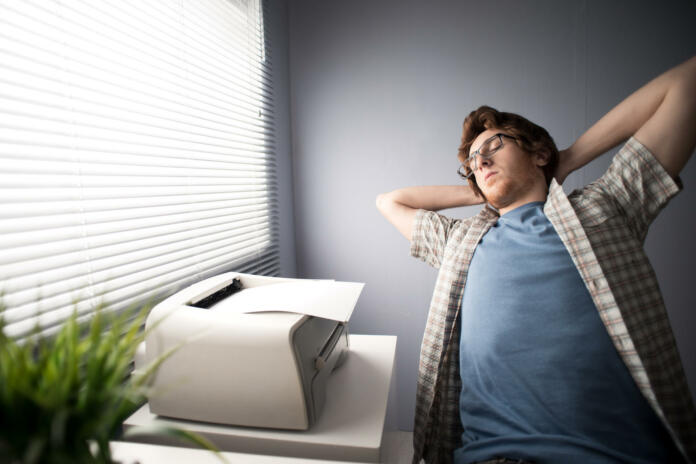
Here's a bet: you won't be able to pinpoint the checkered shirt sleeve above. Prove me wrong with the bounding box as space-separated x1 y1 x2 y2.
409 209 461 269
588 136 682 242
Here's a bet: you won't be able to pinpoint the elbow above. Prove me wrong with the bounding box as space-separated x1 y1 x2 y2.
375 192 388 212
376 192 398 214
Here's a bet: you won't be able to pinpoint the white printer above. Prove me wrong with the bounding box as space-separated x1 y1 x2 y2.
137 272 364 431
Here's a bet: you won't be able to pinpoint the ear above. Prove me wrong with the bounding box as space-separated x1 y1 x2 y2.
534 151 550 167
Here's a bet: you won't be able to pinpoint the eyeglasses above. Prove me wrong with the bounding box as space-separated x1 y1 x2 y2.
457 133 517 179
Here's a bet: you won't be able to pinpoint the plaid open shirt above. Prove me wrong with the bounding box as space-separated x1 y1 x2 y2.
409 137 696 464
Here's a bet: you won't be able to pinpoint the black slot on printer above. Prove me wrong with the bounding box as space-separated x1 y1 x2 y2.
190 278 244 309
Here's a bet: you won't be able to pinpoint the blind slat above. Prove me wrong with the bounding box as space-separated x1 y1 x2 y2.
1 224 280 300
2 192 275 216
5 250 280 338
8 248 281 339
1 205 278 260
0 186 277 204
0 145 276 166
0 137 276 163
3 232 277 315
2 218 276 295
0 88 275 144
1 2 275 101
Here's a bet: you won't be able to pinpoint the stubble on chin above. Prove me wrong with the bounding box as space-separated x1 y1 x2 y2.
480 178 515 210
481 169 539 211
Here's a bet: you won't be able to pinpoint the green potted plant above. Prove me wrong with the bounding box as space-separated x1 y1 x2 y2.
0 302 222 464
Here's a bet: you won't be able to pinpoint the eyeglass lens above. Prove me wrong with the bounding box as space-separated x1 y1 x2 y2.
466 135 503 172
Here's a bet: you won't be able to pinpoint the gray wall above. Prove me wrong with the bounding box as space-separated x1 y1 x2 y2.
286 0 696 431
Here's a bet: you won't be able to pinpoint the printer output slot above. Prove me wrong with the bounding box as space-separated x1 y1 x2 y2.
314 322 344 370
189 278 244 309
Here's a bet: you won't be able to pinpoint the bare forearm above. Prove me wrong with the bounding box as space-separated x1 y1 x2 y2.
378 184 482 211
564 56 696 174
376 184 482 241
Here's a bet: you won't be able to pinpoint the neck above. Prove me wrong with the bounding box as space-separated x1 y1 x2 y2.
495 187 548 216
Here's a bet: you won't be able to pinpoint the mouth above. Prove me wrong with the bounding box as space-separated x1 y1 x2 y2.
484 171 497 181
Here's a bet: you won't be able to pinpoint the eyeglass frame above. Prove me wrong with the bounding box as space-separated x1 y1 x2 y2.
457 133 517 179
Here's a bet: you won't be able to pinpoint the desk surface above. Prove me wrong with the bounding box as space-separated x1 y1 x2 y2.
123 334 397 463
110 441 367 464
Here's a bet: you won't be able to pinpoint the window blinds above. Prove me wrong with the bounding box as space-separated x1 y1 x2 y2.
0 0 279 339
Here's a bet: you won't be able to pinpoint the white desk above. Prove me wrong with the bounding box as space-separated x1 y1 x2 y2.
123 335 397 463
110 441 367 464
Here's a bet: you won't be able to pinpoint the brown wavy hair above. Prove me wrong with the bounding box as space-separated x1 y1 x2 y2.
458 105 559 199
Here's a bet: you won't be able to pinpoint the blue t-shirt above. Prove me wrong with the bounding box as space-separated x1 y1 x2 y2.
454 202 677 464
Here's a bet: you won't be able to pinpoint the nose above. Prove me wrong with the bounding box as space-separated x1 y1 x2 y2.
479 156 493 169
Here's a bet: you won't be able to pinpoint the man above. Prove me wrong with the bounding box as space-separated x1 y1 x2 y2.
376 55 696 464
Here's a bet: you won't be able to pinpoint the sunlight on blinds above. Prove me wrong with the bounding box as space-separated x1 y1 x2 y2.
0 0 279 338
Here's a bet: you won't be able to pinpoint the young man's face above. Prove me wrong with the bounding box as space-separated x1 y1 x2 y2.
468 128 549 212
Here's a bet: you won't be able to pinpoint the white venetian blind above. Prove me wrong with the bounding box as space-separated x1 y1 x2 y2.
0 0 279 339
